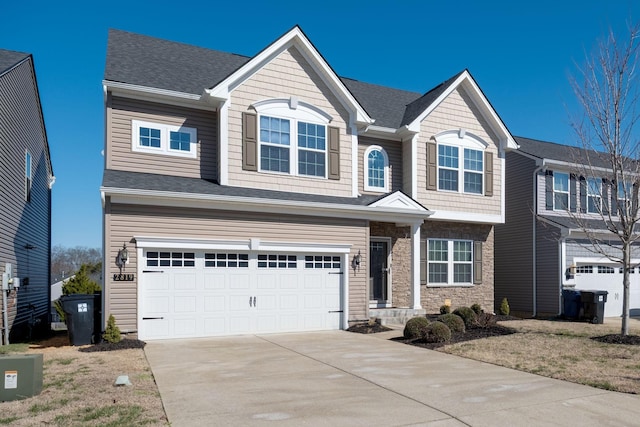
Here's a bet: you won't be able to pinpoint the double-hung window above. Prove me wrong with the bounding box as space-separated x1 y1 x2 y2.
427 239 473 285
587 177 601 213
132 120 197 158
259 115 326 177
438 145 483 194
617 180 632 214
553 172 569 210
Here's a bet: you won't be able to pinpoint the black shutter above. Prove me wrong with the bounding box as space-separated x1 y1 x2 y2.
570 174 577 213
545 170 554 210
242 112 257 171
611 180 618 216
580 176 587 213
602 178 609 215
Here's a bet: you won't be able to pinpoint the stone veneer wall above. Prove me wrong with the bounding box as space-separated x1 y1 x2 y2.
421 222 495 314
369 222 412 307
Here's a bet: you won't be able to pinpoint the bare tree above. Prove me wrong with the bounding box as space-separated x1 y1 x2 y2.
51 245 102 284
569 24 640 335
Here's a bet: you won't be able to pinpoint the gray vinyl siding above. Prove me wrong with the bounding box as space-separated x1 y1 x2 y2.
0 57 52 338
104 201 368 332
358 136 403 195
494 152 536 314
107 96 218 180
535 223 561 315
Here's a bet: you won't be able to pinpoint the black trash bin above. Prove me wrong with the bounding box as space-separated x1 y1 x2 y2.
562 289 582 319
60 294 97 346
580 290 608 324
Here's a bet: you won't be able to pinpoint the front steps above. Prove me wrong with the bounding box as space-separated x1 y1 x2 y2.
370 308 426 326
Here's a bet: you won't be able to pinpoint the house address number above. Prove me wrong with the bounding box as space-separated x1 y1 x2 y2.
113 274 135 281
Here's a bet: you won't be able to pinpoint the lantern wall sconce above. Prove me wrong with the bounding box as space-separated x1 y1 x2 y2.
116 243 129 273
352 250 362 272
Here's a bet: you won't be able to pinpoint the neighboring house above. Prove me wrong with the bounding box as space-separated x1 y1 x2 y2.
0 49 54 342
101 27 518 340
496 136 640 318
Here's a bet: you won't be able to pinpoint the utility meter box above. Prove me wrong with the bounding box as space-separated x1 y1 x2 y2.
0 354 43 401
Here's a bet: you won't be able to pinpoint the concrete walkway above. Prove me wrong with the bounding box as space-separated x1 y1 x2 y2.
145 330 640 426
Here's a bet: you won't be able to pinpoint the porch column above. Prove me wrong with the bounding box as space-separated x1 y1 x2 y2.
411 222 422 309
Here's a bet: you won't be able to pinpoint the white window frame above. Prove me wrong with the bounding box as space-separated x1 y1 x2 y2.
364 145 389 192
587 177 602 214
553 172 570 211
427 239 474 287
253 98 332 179
435 130 486 195
131 120 197 159
25 150 32 202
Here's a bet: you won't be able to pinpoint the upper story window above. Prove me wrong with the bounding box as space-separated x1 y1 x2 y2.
25 151 32 203
587 177 601 213
249 97 334 179
553 172 570 210
132 120 197 159
430 130 489 196
364 146 389 192
259 115 326 177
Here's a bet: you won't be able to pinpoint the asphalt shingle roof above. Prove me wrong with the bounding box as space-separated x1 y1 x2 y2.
539 214 621 232
0 49 30 76
514 136 614 170
105 29 465 129
102 169 383 206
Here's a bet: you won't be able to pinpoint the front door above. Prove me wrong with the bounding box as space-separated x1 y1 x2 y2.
370 239 390 305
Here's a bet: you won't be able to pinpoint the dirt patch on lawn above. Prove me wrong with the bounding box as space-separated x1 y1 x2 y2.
0 332 168 426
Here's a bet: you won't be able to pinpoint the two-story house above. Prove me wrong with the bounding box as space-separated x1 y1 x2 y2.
101 27 517 340
496 136 640 318
0 49 54 343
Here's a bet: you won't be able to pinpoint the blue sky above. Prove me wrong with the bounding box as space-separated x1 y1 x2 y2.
3 0 639 249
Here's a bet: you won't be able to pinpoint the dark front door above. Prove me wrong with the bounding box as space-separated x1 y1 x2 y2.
370 240 389 302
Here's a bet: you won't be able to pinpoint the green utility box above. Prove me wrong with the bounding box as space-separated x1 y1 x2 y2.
0 354 43 401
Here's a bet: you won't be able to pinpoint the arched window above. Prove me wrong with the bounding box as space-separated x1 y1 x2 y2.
364 146 389 192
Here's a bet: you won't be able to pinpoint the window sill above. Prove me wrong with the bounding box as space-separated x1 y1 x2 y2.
426 283 475 288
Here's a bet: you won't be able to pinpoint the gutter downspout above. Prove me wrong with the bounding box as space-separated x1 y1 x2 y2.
532 162 546 318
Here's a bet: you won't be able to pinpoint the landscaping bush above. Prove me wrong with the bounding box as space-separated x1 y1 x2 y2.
438 313 465 333
421 321 451 343
54 264 102 323
499 298 510 316
403 317 430 339
470 303 483 315
476 312 497 328
452 307 478 327
439 304 451 314
103 314 122 344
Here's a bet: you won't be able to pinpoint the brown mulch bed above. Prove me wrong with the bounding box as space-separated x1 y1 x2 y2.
79 337 147 352
347 322 393 334
591 334 640 345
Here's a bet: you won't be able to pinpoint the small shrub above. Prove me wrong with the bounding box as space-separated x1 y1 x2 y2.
403 317 430 339
499 298 510 316
470 303 483 315
476 312 497 328
452 307 478 327
103 315 122 344
439 305 451 314
421 321 451 343
438 313 465 333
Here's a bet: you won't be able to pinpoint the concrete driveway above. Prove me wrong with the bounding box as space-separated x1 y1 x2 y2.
145 330 640 426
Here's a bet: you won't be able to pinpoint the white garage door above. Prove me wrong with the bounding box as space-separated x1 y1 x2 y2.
139 250 343 340
574 262 640 318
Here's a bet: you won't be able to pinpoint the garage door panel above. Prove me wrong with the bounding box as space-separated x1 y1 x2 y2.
140 250 343 339
204 273 227 290
204 296 226 311
174 296 197 313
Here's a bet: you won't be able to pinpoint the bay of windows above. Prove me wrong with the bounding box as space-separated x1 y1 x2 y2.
259 115 326 177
